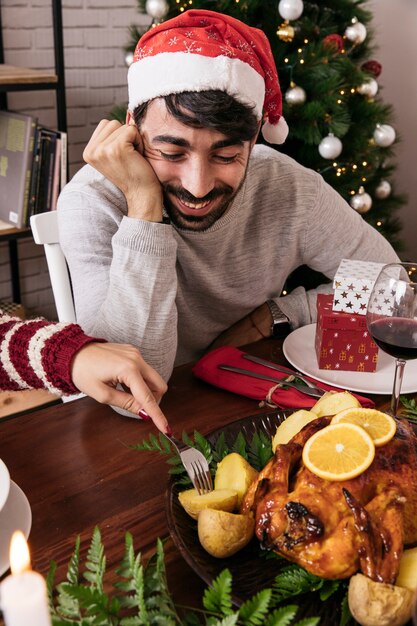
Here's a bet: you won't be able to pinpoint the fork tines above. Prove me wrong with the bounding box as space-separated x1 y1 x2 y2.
191 459 213 495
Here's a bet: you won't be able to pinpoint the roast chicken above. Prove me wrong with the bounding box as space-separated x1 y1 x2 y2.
241 416 417 583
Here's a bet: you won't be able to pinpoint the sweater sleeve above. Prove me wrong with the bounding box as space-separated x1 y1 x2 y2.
0 312 103 396
274 176 400 328
58 171 179 382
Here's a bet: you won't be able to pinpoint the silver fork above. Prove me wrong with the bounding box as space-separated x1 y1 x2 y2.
164 433 213 495
242 354 319 389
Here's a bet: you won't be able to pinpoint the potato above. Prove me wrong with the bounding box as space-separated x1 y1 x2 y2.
214 453 258 506
311 391 360 417
197 508 255 558
348 573 414 626
178 488 238 520
272 410 319 450
396 546 417 591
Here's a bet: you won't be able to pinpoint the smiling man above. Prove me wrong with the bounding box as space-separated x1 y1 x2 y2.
58 9 398 382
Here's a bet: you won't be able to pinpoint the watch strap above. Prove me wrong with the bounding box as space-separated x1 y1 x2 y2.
266 299 290 338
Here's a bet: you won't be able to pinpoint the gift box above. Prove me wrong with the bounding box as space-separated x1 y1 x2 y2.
315 294 379 372
332 258 385 315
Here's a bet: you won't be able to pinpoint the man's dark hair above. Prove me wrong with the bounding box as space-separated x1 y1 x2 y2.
133 90 259 143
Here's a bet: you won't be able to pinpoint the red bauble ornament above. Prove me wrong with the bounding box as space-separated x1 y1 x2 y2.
323 33 344 52
361 59 382 77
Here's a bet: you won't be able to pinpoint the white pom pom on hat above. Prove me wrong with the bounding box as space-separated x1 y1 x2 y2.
128 9 289 144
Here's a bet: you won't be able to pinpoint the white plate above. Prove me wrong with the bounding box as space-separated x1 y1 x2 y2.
0 481 32 576
0 458 10 512
283 324 417 395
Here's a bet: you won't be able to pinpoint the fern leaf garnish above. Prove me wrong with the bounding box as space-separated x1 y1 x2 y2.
272 565 326 602
83 526 105 593
202 569 234 616
231 431 248 459
339 592 353 626
238 588 272 624
248 430 273 471
400 396 417 423
264 604 297 626
212 431 229 464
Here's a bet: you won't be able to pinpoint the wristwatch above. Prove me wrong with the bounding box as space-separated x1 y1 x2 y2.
266 299 291 338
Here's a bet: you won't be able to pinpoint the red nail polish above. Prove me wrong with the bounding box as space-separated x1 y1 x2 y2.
138 410 151 421
165 425 173 436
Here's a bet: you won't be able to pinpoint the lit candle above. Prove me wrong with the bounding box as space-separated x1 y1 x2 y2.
0 531 51 626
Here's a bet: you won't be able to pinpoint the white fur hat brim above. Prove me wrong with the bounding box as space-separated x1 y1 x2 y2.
128 51 265 119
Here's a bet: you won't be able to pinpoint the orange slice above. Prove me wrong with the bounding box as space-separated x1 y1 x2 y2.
302 423 375 481
331 408 396 447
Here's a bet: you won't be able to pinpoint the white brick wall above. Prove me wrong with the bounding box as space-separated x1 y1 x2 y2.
0 0 150 319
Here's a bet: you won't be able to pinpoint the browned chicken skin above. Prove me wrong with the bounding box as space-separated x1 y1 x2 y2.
241 416 417 583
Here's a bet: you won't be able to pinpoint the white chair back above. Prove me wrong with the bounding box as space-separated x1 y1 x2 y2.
30 211 82 402
30 211 76 323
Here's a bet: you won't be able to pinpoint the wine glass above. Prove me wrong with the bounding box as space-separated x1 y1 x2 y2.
366 262 417 416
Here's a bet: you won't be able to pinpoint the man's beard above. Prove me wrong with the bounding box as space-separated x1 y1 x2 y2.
162 182 242 231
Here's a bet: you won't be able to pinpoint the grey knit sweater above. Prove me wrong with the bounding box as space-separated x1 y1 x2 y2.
57 144 398 381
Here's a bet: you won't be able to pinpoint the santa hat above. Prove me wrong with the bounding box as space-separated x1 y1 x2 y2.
128 9 288 144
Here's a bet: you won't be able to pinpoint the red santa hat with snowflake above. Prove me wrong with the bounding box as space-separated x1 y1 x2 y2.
128 9 289 144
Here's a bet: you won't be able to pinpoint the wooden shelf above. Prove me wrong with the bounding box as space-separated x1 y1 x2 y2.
0 63 57 87
0 389 59 419
0 0 67 305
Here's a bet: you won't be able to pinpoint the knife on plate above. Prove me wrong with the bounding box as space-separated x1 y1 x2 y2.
218 364 325 399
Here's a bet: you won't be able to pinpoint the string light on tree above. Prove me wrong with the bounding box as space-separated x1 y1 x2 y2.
357 77 378 98
375 179 392 199
344 17 367 44
145 0 169 20
373 124 396 147
318 133 343 159
285 82 306 105
350 186 372 213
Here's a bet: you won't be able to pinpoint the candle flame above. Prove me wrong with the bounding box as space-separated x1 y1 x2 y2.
9 531 31 574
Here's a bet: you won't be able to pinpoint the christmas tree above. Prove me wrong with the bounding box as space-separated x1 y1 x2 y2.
115 0 405 286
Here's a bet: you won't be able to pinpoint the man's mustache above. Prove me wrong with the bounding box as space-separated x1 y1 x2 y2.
163 184 233 204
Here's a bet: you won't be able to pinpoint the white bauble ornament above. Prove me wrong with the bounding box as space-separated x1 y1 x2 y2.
375 179 392 199
357 78 378 98
285 84 306 105
345 21 367 44
373 124 396 147
124 51 134 67
318 133 343 159
350 186 372 213
145 0 169 19
278 0 304 21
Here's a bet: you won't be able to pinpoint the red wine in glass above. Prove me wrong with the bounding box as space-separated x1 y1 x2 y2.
366 262 417 416
369 318 417 361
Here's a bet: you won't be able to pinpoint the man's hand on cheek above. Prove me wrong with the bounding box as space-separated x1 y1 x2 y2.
83 119 163 222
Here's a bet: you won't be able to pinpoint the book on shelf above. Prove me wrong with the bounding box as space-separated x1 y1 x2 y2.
0 110 37 229
0 112 67 229
26 125 68 223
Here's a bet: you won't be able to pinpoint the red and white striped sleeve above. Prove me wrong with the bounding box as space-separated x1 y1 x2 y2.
0 311 105 396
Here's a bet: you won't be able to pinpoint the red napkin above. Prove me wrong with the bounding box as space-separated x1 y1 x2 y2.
192 346 374 410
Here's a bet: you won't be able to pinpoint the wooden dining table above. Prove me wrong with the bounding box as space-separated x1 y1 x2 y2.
0 337 410 620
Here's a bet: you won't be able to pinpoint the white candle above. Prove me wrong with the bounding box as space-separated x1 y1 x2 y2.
0 531 51 626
